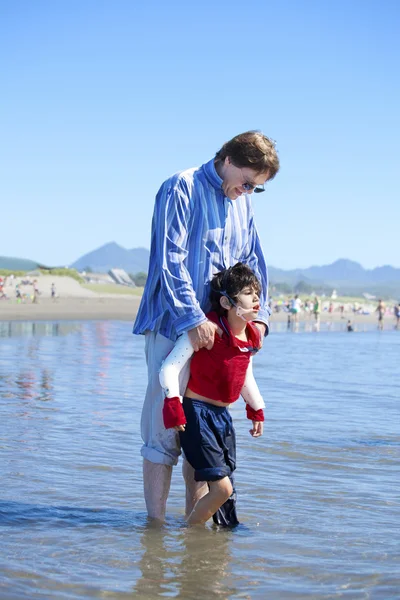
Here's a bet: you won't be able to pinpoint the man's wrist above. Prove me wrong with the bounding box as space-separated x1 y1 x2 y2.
254 320 269 337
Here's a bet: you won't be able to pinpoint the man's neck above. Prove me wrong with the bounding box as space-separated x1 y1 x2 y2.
214 158 224 180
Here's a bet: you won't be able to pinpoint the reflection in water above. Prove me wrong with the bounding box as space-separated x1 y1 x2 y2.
269 319 374 334
134 523 234 599
15 370 36 399
0 369 54 402
0 321 80 338
39 369 53 401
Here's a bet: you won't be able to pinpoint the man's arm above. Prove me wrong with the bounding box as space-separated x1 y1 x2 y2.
154 181 207 336
239 210 271 335
155 181 220 349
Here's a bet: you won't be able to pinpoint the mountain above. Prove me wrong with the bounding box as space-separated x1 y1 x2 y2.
269 259 400 296
3 247 399 297
70 242 150 274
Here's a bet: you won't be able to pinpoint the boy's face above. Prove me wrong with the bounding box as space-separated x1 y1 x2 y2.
233 286 260 321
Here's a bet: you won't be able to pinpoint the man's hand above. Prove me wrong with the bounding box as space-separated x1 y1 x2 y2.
188 321 221 352
254 322 267 346
249 421 263 437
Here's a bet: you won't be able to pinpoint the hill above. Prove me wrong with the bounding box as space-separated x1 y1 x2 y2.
0 256 48 271
69 242 150 274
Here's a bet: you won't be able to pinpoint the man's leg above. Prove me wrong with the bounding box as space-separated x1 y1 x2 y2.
141 332 179 521
182 458 208 517
143 459 173 521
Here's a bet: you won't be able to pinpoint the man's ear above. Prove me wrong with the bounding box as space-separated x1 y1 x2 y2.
220 296 231 311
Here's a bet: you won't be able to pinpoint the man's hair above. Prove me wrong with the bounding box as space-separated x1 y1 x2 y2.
210 262 262 316
215 130 280 180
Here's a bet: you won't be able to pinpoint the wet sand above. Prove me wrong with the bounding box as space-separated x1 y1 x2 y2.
0 296 142 321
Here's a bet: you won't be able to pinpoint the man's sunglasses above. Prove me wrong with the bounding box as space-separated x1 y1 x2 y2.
242 181 265 194
238 167 266 194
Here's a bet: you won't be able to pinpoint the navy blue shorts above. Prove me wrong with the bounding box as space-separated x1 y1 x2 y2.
179 397 236 482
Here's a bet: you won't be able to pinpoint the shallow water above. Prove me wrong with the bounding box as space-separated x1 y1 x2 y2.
0 321 399 599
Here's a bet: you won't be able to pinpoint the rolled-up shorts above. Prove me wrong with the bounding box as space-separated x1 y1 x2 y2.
179 398 236 482
140 331 190 466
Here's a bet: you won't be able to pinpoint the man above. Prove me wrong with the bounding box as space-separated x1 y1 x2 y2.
133 131 280 520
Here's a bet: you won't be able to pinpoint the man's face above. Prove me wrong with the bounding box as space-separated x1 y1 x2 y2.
221 157 269 200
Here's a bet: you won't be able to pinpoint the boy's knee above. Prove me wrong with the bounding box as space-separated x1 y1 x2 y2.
214 477 233 503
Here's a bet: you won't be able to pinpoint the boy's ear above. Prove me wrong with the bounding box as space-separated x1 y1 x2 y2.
220 296 231 310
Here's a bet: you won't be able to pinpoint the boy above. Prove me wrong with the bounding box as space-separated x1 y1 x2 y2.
160 263 265 526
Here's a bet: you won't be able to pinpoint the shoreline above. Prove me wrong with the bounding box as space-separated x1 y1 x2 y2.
0 297 142 322
0 296 390 327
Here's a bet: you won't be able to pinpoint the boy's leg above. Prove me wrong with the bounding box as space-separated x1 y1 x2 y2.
212 421 239 527
180 399 237 525
182 458 208 517
187 477 233 525
212 475 239 527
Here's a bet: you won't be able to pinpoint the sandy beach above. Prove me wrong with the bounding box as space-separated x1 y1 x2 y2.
0 296 141 321
0 274 392 327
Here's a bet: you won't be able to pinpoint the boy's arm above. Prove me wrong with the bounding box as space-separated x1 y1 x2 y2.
159 332 194 429
240 358 265 434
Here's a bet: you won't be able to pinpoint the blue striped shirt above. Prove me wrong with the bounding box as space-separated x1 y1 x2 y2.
133 158 270 341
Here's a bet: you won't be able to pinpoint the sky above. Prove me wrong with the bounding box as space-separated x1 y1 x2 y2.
1 0 399 270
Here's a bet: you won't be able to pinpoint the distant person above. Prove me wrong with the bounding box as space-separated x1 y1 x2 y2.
394 303 400 330
347 320 354 332
376 299 385 331
290 294 301 328
132 131 280 521
51 283 56 300
16 286 22 303
313 296 320 322
160 263 264 526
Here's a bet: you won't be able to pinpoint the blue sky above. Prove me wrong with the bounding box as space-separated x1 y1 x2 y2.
1 0 399 270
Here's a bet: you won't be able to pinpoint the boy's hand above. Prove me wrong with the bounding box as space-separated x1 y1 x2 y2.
174 424 185 432
249 421 263 437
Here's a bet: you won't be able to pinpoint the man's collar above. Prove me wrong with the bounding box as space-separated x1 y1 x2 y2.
202 158 223 192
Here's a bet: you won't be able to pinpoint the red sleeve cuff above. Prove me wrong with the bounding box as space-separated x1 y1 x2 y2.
246 405 264 422
163 397 187 429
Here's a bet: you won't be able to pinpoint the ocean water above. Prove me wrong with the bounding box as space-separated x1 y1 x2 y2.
0 321 399 599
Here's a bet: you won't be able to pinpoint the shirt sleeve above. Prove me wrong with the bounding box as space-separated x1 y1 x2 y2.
239 208 271 331
240 357 265 411
159 332 194 399
155 181 207 335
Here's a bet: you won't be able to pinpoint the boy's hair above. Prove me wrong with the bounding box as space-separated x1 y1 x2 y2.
215 131 280 180
210 262 262 316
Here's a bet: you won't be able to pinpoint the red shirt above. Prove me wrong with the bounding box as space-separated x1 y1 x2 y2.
187 311 262 403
